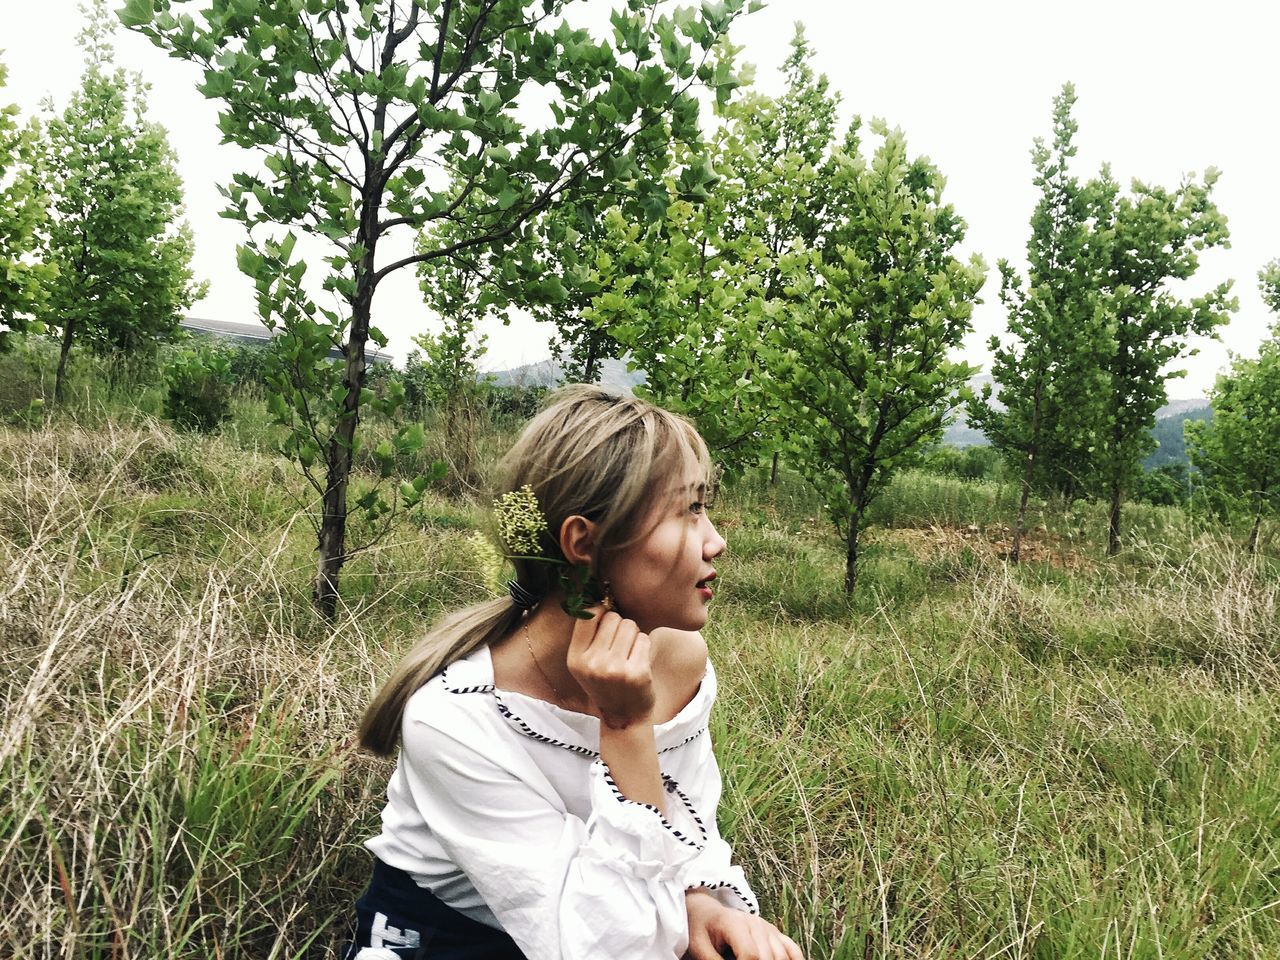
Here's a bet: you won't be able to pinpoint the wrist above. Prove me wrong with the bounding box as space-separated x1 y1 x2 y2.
600 712 654 732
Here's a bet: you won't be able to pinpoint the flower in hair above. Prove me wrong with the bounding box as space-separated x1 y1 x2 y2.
467 530 507 595
487 484 605 620
493 484 549 557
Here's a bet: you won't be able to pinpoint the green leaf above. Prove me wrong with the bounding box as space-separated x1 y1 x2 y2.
118 0 155 28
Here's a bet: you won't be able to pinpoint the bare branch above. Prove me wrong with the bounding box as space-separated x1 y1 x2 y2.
429 0 454 102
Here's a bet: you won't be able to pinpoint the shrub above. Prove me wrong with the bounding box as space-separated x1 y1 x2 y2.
1134 462 1190 506
920 443 1004 482
163 344 234 432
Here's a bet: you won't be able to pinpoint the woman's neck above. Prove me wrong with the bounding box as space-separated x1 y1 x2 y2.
521 600 592 709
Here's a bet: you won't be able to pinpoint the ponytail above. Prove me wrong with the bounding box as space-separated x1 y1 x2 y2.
358 596 521 756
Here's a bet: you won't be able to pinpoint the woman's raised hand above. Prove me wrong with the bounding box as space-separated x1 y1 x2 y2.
566 607 655 730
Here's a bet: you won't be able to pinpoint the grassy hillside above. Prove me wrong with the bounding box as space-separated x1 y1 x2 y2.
1 359 1278 957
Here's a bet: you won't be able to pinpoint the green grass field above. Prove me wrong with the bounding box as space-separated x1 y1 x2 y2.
1 374 1278 957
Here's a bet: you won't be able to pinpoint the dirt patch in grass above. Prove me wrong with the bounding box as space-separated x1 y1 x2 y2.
875 522 1095 573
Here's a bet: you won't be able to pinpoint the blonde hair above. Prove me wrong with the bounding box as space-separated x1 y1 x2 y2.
358 385 710 756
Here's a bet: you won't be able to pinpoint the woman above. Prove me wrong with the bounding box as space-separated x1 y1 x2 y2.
344 386 803 960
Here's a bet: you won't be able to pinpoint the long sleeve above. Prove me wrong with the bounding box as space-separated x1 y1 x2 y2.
669 727 759 915
399 710 703 960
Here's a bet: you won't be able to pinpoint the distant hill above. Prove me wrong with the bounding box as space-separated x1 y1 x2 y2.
1145 402 1211 468
485 356 645 392
941 375 1210 468
942 375 995 447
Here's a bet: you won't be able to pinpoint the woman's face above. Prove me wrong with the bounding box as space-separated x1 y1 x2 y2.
603 469 726 635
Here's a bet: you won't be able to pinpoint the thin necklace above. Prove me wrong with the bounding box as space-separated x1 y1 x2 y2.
523 620 565 702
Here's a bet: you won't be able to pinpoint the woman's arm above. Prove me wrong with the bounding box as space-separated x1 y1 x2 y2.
568 610 668 812
400 708 702 960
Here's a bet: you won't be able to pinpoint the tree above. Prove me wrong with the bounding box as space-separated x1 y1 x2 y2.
127 0 754 618
1186 266 1280 554
1260 259 1280 315
583 26 841 477
770 122 985 594
414 220 493 492
968 84 1109 560
1090 165 1234 555
528 202 628 384
41 2 203 402
0 57 53 350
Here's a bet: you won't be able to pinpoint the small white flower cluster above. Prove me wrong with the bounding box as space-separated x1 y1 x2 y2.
493 484 549 557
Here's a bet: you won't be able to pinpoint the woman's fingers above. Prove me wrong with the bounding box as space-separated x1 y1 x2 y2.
718 915 804 960
565 611 655 726
567 604 609 658
626 626 650 664
685 922 721 960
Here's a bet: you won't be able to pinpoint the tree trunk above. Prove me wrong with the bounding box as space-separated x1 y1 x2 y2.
1246 484 1265 555
314 248 376 620
54 314 77 404
583 338 599 384
708 461 725 507
1107 480 1122 557
1247 510 1262 555
844 516 862 595
1011 448 1035 563
769 451 779 486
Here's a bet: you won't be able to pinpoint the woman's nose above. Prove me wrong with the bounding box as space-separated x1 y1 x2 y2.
704 517 726 559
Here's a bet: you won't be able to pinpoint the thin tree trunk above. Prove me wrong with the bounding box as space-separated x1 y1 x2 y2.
1246 484 1265 555
708 461 725 508
1247 510 1262 555
1107 480 1122 557
55 314 77 404
844 515 862 595
1011 448 1035 563
314 198 378 619
770 451 779 486
1013 376 1045 563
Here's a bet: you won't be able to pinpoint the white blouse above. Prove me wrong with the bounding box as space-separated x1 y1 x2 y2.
364 642 758 960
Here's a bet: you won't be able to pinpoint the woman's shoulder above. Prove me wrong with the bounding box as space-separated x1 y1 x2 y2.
650 628 711 723
403 646 504 737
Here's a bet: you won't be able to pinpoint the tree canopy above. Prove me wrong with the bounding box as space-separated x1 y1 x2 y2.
126 0 756 616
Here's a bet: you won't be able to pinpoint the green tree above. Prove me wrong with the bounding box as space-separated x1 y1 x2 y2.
771 122 985 594
1260 259 1280 315
529 202 628 384
127 0 753 617
1186 267 1280 554
414 222 493 492
0 56 53 350
1090 165 1234 555
42 2 203 402
584 26 840 476
968 84 1109 560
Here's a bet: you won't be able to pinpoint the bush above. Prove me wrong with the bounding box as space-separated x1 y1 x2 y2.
920 443 1004 482
1134 462 1190 506
163 344 234 432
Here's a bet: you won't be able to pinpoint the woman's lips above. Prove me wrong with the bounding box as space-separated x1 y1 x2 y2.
697 572 715 600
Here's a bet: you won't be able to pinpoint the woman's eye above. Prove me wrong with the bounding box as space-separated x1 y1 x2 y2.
689 501 706 515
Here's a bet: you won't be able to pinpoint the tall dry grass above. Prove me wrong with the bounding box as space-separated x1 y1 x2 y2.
2 418 1278 958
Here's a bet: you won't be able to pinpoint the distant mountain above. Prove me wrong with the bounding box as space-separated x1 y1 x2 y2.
941 377 1211 468
942 374 995 447
485 356 646 392
1145 401 1211 468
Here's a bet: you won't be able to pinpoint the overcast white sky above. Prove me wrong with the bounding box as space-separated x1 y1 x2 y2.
5 0 1278 396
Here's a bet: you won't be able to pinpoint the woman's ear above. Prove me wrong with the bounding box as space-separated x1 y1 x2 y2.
558 515 598 567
